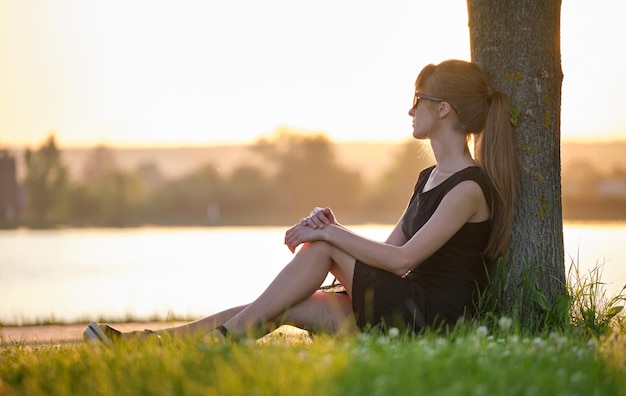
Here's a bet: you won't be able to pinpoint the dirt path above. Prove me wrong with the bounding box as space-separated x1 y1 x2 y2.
1 322 186 345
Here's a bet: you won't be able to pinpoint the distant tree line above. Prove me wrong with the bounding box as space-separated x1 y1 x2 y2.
561 159 626 220
5 131 626 229
13 131 434 228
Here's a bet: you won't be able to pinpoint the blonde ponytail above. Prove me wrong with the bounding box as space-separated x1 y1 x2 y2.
417 60 518 258
475 90 517 258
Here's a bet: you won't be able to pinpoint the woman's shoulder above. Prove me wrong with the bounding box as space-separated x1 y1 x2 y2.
449 166 489 186
422 166 484 193
449 166 493 206
421 166 492 206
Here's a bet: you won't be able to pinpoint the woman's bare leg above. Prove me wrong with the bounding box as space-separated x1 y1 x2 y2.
221 241 357 338
116 305 247 340
133 289 354 342
161 306 248 338
278 291 357 334
118 240 356 341
135 290 354 341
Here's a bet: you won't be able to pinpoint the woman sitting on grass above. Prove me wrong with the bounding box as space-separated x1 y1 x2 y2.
84 59 517 344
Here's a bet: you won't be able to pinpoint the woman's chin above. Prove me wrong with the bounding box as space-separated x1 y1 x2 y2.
412 131 428 140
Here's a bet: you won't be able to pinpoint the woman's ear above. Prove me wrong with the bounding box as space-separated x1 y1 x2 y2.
438 102 454 118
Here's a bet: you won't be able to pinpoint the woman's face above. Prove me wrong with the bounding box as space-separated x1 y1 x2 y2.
409 93 436 140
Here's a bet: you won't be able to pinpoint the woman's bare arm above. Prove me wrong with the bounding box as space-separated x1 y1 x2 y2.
285 180 486 276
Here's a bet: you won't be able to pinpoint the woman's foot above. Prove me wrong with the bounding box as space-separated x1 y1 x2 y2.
204 325 239 343
83 322 161 345
83 322 120 345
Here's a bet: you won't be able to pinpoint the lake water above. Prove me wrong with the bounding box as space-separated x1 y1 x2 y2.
1 223 625 324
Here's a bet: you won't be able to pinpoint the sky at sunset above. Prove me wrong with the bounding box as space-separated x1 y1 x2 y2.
1 0 625 147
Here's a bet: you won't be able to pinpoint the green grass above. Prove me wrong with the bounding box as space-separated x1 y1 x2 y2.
1 258 625 396
1 323 625 396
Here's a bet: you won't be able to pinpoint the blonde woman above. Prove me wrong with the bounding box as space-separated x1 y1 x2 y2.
84 59 517 344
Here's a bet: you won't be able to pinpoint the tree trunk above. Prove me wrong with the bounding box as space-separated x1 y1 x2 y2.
467 0 567 328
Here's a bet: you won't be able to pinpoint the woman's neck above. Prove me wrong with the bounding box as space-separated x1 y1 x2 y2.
429 129 476 173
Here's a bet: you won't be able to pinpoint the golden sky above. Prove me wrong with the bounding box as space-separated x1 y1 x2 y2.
1 0 625 147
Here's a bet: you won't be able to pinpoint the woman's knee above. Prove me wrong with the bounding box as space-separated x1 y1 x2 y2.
300 240 333 257
307 241 353 265
299 240 355 291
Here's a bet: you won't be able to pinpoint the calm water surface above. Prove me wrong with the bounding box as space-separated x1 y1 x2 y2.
1 223 624 324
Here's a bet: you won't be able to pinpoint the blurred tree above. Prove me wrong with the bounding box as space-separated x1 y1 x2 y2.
0 150 18 228
220 165 280 224
562 160 601 199
66 184 99 225
23 134 68 226
71 145 143 226
135 162 165 193
96 170 143 226
146 163 222 225
254 129 364 220
81 145 118 182
365 139 434 223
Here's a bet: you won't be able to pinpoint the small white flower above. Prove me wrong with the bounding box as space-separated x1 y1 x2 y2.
532 337 545 349
498 316 513 331
476 326 489 337
357 333 371 343
388 327 400 338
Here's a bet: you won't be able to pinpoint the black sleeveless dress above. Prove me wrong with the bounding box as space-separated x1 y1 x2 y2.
351 165 493 332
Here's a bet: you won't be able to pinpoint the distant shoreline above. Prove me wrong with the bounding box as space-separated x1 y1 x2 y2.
4 139 626 181
3 136 626 149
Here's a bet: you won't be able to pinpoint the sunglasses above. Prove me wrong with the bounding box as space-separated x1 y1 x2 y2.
413 92 461 114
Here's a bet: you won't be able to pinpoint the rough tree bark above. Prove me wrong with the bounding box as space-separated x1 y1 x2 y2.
467 0 567 327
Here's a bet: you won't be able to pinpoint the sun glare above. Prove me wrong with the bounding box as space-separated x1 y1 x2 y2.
0 0 624 148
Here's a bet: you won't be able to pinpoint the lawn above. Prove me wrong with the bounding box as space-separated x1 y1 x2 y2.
1 322 625 396
2 260 625 395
